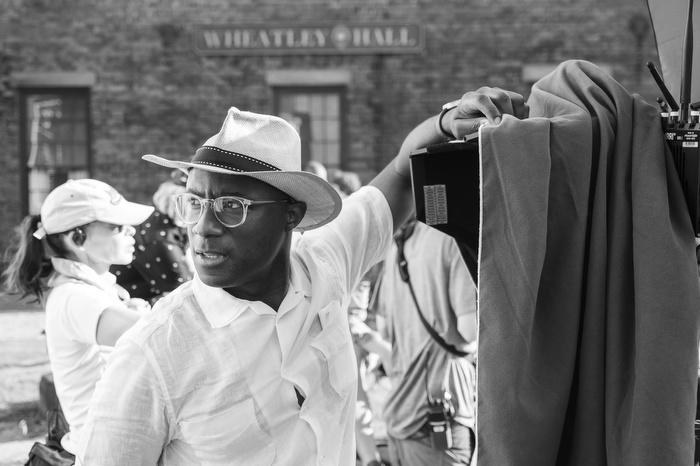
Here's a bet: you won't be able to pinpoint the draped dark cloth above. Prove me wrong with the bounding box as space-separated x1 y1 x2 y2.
476 60 700 465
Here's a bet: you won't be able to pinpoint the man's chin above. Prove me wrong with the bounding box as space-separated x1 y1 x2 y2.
195 269 235 289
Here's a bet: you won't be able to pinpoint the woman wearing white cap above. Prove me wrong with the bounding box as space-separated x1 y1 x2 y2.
1 178 154 456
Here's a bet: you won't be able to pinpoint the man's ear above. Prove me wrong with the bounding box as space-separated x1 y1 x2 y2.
286 201 307 231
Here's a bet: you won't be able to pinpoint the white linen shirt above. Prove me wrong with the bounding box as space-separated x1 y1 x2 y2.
78 186 393 466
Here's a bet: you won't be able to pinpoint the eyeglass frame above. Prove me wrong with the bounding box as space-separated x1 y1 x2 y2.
175 192 292 228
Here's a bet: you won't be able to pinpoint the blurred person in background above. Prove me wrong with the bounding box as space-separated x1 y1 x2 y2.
304 160 329 181
331 169 363 199
1 179 153 457
112 170 194 304
354 218 478 466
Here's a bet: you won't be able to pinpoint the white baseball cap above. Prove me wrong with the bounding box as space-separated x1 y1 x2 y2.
33 179 154 239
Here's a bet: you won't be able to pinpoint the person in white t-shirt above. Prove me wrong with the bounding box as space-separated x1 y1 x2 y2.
1 178 154 455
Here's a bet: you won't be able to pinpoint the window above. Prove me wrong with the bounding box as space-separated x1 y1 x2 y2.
20 88 91 215
274 88 344 170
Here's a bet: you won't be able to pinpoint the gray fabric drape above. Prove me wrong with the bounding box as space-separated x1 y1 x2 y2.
476 60 700 465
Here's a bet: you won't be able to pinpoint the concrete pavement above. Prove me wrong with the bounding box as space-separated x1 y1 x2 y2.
0 309 47 465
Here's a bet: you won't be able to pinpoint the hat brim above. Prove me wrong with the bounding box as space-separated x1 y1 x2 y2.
142 154 342 231
98 201 154 227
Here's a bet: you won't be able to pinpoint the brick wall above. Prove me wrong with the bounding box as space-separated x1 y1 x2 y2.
0 0 662 256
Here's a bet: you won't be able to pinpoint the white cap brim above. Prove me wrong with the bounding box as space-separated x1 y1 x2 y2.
98 201 154 226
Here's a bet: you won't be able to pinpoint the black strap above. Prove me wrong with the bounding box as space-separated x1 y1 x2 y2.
395 223 469 358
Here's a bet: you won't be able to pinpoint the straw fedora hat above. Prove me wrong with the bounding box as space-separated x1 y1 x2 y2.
142 107 342 231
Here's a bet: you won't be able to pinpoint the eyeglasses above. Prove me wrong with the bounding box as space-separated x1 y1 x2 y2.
175 193 291 228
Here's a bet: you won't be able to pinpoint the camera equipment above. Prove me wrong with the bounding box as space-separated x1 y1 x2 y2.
409 135 480 282
650 0 700 235
426 391 455 450
664 110 700 234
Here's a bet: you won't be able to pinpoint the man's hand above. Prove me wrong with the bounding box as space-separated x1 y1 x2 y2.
443 87 528 138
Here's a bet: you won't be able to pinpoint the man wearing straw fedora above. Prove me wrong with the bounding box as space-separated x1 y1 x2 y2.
78 87 526 465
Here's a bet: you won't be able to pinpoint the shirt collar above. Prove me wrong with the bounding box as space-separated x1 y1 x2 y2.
193 258 312 329
48 257 117 292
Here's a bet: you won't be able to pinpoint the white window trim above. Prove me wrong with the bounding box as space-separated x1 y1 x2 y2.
11 72 96 88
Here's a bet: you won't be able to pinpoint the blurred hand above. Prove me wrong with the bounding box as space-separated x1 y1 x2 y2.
125 297 151 313
350 315 386 354
444 87 528 138
357 331 386 355
349 314 371 336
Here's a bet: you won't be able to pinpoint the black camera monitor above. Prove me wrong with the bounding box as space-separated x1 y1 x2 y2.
409 137 480 282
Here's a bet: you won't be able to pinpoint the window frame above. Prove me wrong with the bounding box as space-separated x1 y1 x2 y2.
18 87 92 216
273 85 347 170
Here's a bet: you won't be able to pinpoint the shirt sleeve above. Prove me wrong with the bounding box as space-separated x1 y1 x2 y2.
77 336 171 465
58 284 122 345
300 185 394 296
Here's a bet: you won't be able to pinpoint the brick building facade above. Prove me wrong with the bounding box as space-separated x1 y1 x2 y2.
0 0 661 255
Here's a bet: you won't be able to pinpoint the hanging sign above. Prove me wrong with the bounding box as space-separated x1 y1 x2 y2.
194 23 424 55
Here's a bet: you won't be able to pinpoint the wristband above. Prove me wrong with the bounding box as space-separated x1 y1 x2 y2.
437 99 460 139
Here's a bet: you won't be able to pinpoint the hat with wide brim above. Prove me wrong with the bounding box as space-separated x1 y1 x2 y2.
142 107 342 231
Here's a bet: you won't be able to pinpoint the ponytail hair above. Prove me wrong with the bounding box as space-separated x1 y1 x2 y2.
2 215 55 302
